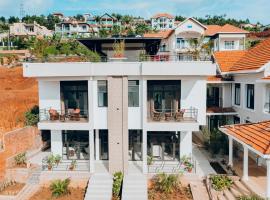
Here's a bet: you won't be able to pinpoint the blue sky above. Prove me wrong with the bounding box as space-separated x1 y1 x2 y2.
0 0 269 24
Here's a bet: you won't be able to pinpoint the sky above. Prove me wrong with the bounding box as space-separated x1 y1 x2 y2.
0 0 269 24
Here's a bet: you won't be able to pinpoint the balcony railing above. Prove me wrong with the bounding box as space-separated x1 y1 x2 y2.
39 108 88 123
148 108 198 122
24 53 212 63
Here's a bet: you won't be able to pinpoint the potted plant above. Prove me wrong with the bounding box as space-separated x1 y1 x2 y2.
147 155 153 165
69 160 77 171
185 162 193 172
112 41 125 58
55 155 61 166
47 155 55 170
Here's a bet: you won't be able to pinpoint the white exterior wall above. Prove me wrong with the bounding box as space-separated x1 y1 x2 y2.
217 34 245 51
39 81 61 111
180 131 192 157
232 72 270 123
51 130 63 155
223 83 232 107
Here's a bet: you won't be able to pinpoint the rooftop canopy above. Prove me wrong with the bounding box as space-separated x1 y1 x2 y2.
220 120 270 157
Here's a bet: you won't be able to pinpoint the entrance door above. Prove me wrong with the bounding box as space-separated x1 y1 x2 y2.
99 130 109 160
62 131 89 160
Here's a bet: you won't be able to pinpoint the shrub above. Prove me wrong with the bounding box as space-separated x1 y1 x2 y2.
112 171 123 199
237 195 264 200
24 105 39 126
14 152 27 166
50 178 70 197
210 174 233 191
155 173 179 194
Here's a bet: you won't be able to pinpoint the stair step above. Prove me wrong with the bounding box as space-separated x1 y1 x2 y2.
224 189 236 200
234 181 251 195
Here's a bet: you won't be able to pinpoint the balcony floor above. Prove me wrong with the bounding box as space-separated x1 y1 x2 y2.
40 118 89 123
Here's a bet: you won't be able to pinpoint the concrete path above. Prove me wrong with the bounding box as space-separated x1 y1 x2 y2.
193 145 216 178
84 173 113 200
122 174 147 200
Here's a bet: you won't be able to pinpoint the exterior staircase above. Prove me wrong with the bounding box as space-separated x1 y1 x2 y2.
84 173 113 200
216 178 254 200
122 174 148 200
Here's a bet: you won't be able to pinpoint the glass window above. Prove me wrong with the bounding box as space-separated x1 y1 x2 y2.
98 80 108 107
176 38 188 49
246 84 254 109
225 41 235 50
234 83 241 105
128 80 139 107
264 85 270 113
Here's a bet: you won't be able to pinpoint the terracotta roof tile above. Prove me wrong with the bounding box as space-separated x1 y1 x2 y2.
144 30 174 39
262 76 270 80
205 24 248 36
229 37 270 72
221 121 270 155
214 37 270 73
151 13 174 19
214 50 247 72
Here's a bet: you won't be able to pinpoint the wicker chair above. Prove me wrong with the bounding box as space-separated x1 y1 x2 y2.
49 109 59 121
152 110 161 121
70 109 80 121
175 110 185 122
165 112 173 121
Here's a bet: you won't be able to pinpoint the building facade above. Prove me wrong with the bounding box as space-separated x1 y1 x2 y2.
23 51 216 174
10 22 53 37
151 13 175 30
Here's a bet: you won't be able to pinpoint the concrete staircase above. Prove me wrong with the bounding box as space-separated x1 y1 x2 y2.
84 173 113 200
122 174 147 200
217 179 253 200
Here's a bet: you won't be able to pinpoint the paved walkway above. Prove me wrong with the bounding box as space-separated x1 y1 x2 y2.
122 174 147 200
84 173 113 200
192 144 216 178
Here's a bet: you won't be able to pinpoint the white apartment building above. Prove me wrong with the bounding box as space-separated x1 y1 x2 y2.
151 13 175 30
10 22 53 37
23 37 216 174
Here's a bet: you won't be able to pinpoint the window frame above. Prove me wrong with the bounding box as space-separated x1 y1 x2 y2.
97 80 108 107
224 41 235 50
128 80 140 107
246 84 255 110
234 83 241 106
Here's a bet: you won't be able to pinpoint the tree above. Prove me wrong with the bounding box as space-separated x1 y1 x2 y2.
135 23 150 35
175 15 185 21
111 13 122 21
8 16 20 24
74 14 84 21
25 105 39 126
46 14 60 30
121 15 133 26
0 16 6 23
111 25 121 36
99 28 109 38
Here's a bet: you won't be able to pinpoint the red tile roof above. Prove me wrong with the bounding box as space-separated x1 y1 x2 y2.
214 51 247 72
214 37 270 73
229 37 270 72
205 24 248 36
262 76 270 80
144 30 174 39
221 121 270 155
151 13 174 19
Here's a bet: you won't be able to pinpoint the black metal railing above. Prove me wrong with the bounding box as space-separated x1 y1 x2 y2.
39 108 88 123
148 108 198 122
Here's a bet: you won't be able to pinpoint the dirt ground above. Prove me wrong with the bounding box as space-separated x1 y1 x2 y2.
148 180 193 200
0 182 25 195
0 66 38 137
29 186 86 200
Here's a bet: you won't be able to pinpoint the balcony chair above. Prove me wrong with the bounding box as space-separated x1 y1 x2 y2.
152 110 161 121
175 109 185 122
70 109 80 121
49 109 59 121
165 112 173 121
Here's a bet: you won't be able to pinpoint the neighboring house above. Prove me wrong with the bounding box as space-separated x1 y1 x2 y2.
207 37 270 131
9 22 53 37
145 17 249 61
151 13 175 30
23 37 216 175
99 13 120 30
55 20 94 37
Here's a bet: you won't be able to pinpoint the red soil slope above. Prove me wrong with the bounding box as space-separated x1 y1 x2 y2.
0 66 38 137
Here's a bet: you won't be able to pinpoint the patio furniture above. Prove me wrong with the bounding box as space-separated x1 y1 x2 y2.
175 110 185 121
152 145 162 158
49 109 59 121
59 114 65 122
70 109 80 121
152 110 161 121
165 112 173 121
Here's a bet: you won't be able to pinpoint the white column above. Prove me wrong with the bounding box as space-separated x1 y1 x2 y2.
142 129 147 174
89 130 95 173
242 145 249 181
95 130 100 161
228 136 233 167
51 130 62 156
266 159 270 199
180 131 192 158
